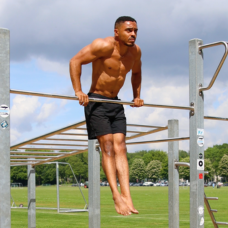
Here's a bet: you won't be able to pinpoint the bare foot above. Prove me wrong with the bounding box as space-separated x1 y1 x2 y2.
121 195 139 214
113 195 131 216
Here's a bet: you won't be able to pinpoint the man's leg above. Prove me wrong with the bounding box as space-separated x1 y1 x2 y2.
97 134 131 216
113 133 138 214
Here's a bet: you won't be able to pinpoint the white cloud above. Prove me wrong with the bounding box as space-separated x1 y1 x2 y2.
36 102 58 124
36 57 69 77
10 128 21 143
10 95 67 143
11 95 41 131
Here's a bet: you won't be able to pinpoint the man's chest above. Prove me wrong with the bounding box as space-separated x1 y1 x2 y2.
102 51 135 74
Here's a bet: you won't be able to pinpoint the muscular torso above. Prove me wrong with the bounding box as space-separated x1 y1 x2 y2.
89 38 137 98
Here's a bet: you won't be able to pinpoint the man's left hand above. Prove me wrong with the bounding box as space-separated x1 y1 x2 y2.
131 98 144 107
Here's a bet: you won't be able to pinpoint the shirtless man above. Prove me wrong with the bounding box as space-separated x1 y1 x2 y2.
70 16 143 216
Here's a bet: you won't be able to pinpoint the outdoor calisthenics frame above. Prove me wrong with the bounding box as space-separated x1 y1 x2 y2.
10 162 88 213
1 27 228 228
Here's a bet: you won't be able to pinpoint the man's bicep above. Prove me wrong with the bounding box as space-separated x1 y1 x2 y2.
132 59 142 74
132 46 142 74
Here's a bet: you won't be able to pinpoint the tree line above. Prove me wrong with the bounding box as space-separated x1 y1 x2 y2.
11 143 228 185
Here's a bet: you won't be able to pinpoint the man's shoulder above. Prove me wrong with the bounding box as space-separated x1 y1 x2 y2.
92 36 115 45
91 37 115 54
103 36 115 44
130 44 141 59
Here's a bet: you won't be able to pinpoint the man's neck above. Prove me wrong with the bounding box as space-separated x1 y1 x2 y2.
114 39 129 56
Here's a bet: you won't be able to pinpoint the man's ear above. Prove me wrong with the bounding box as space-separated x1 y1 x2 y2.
114 28 119 37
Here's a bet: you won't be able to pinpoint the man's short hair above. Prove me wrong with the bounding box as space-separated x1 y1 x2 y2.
114 16 137 28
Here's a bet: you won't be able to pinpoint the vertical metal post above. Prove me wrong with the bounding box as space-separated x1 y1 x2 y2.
28 163 36 228
88 140 100 228
0 28 11 228
189 39 205 228
168 119 179 228
56 162 60 213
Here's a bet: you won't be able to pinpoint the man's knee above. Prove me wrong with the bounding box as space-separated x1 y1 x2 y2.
114 140 127 154
104 141 114 155
99 136 114 157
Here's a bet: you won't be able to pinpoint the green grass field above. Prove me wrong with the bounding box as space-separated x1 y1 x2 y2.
11 185 228 227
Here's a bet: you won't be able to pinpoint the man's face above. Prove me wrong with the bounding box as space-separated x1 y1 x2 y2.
115 21 138 47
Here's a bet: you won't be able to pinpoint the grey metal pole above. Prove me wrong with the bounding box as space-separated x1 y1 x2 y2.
0 28 11 228
27 162 36 228
168 119 179 228
189 39 205 228
56 162 60 213
88 140 100 228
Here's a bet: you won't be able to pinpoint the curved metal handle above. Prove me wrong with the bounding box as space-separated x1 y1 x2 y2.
174 162 190 168
199 41 228 92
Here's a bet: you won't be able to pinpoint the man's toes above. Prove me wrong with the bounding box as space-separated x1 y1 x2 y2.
132 210 138 214
130 208 138 214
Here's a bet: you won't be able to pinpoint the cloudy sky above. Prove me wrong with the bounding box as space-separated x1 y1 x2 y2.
1 0 228 152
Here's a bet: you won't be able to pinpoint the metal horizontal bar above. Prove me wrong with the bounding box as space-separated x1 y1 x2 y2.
30 143 88 147
32 149 88 167
76 123 166 130
59 131 144 136
10 89 194 111
126 124 167 128
204 171 209 174
58 133 87 136
10 159 46 162
204 116 228 121
199 41 228 92
199 41 228 50
10 120 86 150
216 222 228 225
44 138 88 142
211 209 218 213
18 147 85 151
10 151 70 155
10 155 58 159
126 126 168 141
11 163 37 166
127 130 145 133
126 136 189 145
206 197 219 200
174 162 190 168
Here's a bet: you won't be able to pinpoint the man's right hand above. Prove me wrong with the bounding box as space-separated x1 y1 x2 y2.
76 91 89 106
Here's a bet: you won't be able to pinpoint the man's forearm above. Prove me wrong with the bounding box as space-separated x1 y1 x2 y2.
69 60 83 94
131 72 141 99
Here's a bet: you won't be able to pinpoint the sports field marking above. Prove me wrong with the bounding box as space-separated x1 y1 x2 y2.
110 216 212 224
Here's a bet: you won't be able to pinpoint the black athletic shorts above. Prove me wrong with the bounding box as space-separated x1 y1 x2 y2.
84 93 126 139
